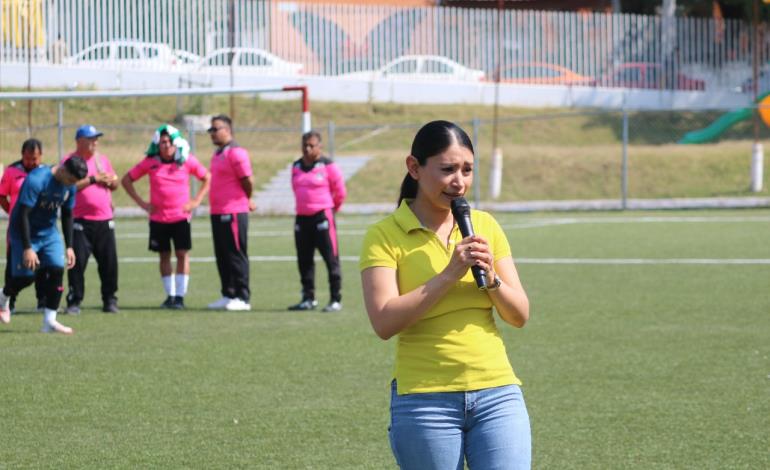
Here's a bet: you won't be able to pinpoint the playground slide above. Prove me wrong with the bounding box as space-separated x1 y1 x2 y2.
678 108 753 144
679 92 770 144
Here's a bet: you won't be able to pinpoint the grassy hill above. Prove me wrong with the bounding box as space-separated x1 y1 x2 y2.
1 94 768 206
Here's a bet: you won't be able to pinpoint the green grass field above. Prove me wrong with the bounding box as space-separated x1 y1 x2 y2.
1 210 769 468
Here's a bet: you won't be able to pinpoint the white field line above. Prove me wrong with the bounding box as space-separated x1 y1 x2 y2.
500 215 770 229
113 215 770 239
115 230 368 239
514 258 770 265
108 256 770 265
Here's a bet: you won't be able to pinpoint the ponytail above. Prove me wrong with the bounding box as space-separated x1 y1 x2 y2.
398 173 418 206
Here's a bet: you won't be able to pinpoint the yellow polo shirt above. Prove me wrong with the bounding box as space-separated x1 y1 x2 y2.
360 200 521 394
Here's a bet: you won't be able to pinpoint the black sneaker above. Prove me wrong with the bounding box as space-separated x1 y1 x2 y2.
288 299 318 311
103 300 119 314
161 296 175 309
171 296 185 310
65 304 81 315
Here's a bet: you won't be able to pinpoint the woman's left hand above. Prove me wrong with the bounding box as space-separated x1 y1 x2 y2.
457 235 494 277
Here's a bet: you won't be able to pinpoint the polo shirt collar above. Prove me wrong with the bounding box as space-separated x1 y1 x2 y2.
394 199 424 233
216 140 239 154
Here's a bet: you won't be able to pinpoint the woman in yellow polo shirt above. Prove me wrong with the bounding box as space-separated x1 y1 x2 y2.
360 120 531 469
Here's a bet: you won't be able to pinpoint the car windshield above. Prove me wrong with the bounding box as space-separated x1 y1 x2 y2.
617 67 642 82
116 45 140 60
238 52 270 66
205 52 232 66
81 45 110 61
422 59 452 74
386 59 418 74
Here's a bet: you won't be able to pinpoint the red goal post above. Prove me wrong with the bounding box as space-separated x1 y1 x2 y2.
0 85 312 163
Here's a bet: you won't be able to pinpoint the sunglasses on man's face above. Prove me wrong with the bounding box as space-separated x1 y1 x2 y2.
207 126 226 133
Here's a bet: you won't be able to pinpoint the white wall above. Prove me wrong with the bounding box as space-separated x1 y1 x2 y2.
1 64 752 111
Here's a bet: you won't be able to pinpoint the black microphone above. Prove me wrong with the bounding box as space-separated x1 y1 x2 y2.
450 197 487 290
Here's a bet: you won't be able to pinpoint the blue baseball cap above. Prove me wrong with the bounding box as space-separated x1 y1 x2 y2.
75 124 103 140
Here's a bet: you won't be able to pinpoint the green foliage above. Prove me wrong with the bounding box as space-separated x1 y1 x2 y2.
619 0 770 21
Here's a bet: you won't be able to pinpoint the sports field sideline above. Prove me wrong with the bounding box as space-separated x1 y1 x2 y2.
1 210 768 468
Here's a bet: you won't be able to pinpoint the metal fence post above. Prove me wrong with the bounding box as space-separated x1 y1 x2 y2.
57 101 64 160
621 108 629 210
751 142 764 192
472 117 481 208
186 120 199 211
328 120 335 158
186 121 196 156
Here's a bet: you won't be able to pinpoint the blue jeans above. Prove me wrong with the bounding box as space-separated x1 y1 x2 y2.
389 380 531 470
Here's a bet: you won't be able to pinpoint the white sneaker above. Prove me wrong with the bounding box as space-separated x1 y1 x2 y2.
207 297 233 310
41 319 74 335
321 301 342 313
224 298 251 311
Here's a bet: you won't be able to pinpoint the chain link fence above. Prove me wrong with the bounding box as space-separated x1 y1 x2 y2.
1 94 768 210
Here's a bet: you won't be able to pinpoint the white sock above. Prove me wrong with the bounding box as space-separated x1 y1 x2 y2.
174 274 189 297
44 308 57 325
162 275 175 296
0 288 8 308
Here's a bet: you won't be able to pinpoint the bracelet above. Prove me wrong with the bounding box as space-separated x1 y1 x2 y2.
89 175 96 185
486 274 502 291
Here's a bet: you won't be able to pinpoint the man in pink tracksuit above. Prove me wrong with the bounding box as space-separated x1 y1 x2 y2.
206 115 255 312
288 131 347 312
0 138 47 312
63 125 120 314
122 125 211 310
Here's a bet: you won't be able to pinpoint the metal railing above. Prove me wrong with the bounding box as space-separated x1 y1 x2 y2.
1 1 766 92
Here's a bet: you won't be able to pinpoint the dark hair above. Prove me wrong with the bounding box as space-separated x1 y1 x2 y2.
63 156 88 180
302 130 322 143
211 114 232 129
21 138 43 154
398 120 474 205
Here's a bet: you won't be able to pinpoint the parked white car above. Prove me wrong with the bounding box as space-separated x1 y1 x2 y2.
65 40 199 70
341 55 485 82
194 48 303 76
173 50 203 67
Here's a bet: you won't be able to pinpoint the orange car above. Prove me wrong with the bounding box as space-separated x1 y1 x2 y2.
495 62 595 86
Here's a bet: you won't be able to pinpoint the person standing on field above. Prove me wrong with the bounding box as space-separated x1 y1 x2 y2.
0 138 48 313
0 157 89 334
360 121 532 469
287 131 346 312
63 125 120 314
206 115 255 312
122 125 211 310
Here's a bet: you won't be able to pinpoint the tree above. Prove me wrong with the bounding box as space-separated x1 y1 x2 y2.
619 0 770 20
